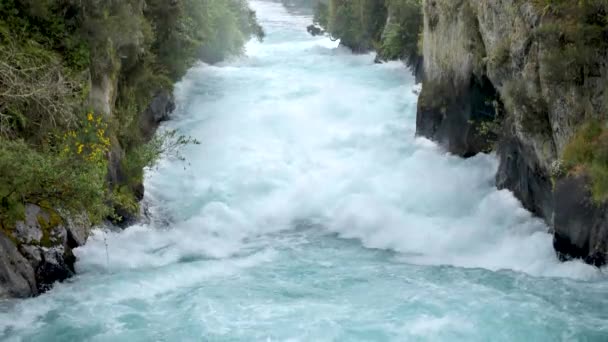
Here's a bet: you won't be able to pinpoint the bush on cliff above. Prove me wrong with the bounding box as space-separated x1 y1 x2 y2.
0 113 110 225
314 0 387 52
535 0 608 84
562 120 608 203
0 0 262 229
376 0 422 67
313 0 422 66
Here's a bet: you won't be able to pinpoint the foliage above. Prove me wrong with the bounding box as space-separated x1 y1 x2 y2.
147 0 264 78
0 0 262 228
562 120 608 203
0 26 84 141
0 0 91 71
313 1 329 28
535 0 608 85
376 0 422 67
0 113 110 224
315 0 387 52
313 0 422 66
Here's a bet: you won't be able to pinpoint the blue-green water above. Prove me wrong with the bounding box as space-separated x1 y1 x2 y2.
1 1 607 341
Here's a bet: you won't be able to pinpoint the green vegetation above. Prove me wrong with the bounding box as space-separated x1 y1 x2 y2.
313 0 422 66
0 0 262 228
314 0 388 52
502 80 552 136
376 0 422 68
562 120 608 203
533 0 608 202
535 0 608 85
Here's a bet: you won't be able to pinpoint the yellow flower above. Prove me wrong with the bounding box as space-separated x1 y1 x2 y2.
77 144 84 154
87 113 94 121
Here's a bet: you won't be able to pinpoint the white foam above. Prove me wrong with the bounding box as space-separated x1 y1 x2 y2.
76 0 601 281
1 2 606 340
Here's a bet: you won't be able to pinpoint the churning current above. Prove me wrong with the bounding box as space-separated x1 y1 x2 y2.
1 1 607 341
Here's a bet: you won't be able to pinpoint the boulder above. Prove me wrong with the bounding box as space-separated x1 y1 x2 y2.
306 25 324 36
0 233 37 299
0 205 91 298
14 204 44 244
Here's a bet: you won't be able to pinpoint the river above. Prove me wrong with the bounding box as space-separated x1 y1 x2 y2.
1 1 607 341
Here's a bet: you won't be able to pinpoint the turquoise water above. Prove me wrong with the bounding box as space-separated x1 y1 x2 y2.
1 1 607 341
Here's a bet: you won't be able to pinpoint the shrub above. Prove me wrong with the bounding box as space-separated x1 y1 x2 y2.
0 29 84 141
320 0 388 52
0 112 111 225
0 0 261 229
562 120 608 203
376 0 422 67
535 0 608 84
314 1 329 28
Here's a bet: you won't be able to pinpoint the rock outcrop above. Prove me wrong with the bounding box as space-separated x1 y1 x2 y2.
553 175 608 266
0 204 91 298
140 90 176 141
417 0 608 265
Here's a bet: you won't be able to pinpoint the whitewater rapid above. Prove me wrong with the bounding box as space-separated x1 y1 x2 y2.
1 1 607 341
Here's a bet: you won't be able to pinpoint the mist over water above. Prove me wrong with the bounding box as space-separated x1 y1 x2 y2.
1 1 607 341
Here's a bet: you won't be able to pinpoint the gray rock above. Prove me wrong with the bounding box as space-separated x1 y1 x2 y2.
0 233 37 299
64 212 91 247
35 246 74 293
417 0 607 265
139 89 175 141
554 174 607 266
14 204 44 244
0 205 91 298
495 133 554 222
416 75 501 157
19 245 42 270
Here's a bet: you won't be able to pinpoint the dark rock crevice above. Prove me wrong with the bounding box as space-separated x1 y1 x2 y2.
495 132 554 222
416 74 502 157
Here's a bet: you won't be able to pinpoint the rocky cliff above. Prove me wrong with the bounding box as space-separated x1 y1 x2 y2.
313 0 608 266
0 0 263 298
417 0 608 266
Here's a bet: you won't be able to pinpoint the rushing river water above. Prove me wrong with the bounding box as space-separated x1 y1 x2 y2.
2 1 608 341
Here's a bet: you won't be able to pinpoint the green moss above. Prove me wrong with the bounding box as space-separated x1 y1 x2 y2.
562 120 608 203
502 80 552 136
0 219 18 245
488 37 511 70
36 208 64 247
535 0 608 84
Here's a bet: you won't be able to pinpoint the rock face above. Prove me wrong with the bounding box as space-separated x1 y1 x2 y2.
0 204 91 299
139 89 176 141
554 175 608 266
417 76 500 157
107 89 175 228
0 234 36 298
417 0 608 265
